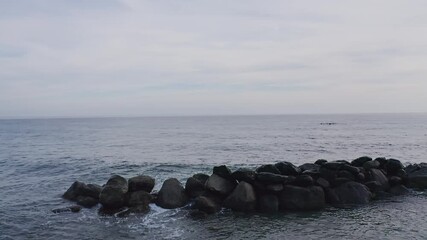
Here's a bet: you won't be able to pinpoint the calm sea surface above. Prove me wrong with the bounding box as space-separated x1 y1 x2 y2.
1 114 427 239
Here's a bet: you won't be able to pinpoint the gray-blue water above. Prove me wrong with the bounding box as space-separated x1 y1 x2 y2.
1 114 427 240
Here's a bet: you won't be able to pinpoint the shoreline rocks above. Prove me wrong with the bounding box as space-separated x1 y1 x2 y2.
59 157 427 216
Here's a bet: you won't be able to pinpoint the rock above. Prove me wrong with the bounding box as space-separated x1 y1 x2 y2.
258 194 279 213
396 169 407 178
293 175 314 187
279 186 325 211
341 164 360 175
127 191 152 208
265 183 284 192
315 159 328 165
319 166 337 182
389 176 402 186
405 164 420 174
385 159 404 175
185 177 206 198
363 160 380 170
316 177 330 189
231 168 256 183
389 185 410 195
332 178 352 187
323 162 345 170
356 172 365 182
76 196 98 208
407 167 427 189
128 175 155 193
256 164 281 174
52 205 82 213
368 169 390 191
213 165 233 179
205 174 237 196
193 173 210 184
329 181 371 205
156 178 188 209
336 160 351 165
224 181 257 212
256 172 293 184
274 161 301 176
299 163 320 172
99 175 128 209
365 181 382 193
351 156 372 167
337 170 355 181
302 170 320 179
375 157 388 169
63 181 101 201
194 196 221 214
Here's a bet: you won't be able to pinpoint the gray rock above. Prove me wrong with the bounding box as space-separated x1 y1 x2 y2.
265 183 284 192
127 190 152 208
365 181 382 193
76 196 98 208
389 184 410 195
329 181 371 205
389 176 402 186
351 156 372 167
258 194 279 213
316 177 330 189
99 175 128 209
63 181 101 201
279 185 325 211
128 175 155 193
368 169 390 191
205 174 237 196
256 164 281 174
337 170 355 181
293 175 314 187
315 159 328 165
363 160 380 170
156 178 188 209
256 172 293 184
231 168 256 183
213 165 233 179
274 161 301 176
407 167 427 189
299 163 320 172
385 159 404 175
185 177 205 198
224 182 257 212
194 196 221 214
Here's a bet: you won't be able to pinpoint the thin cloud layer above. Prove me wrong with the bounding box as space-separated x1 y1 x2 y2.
0 0 426 117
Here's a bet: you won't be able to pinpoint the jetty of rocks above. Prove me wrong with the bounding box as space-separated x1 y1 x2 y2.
56 157 427 216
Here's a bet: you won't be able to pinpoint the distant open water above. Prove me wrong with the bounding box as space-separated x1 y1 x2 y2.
1 114 427 239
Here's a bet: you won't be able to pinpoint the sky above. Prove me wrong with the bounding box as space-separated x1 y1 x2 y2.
0 0 427 117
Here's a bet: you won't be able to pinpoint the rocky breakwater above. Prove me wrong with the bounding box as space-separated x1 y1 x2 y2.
56 157 427 216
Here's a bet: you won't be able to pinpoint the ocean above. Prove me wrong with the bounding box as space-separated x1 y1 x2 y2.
1 114 427 239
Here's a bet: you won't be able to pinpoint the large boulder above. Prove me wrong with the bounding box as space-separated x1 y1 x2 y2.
279 186 325 211
256 164 281 174
293 175 314 187
156 178 188 209
63 181 102 201
328 181 371 205
407 167 427 189
185 177 206 198
368 169 390 191
231 168 256 183
258 194 279 213
384 159 404 175
76 196 98 208
194 196 221 214
205 174 237 196
389 185 410 195
351 156 372 167
256 172 293 184
224 181 257 212
274 161 301 176
363 160 380 170
127 190 152 213
213 165 233 179
299 163 320 172
128 175 155 193
99 175 128 209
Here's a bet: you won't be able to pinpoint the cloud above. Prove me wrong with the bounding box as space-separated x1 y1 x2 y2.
0 0 426 117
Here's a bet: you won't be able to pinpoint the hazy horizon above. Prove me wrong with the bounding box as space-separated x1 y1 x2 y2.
1 0 427 117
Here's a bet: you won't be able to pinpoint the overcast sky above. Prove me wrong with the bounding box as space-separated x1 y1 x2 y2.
1 0 427 117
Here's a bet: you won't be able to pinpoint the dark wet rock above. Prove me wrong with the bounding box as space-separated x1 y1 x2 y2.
316 177 330 189
351 156 372 167
256 164 281 174
98 206 128 216
205 174 237 196
231 168 256 183
337 170 355 181
156 178 189 209
336 160 351 165
185 177 206 198
99 175 128 209
396 169 407 178
332 178 352 187
63 181 101 201
150 191 158 203
389 176 402 186
293 175 314 187
319 167 337 182
279 186 325 211
389 184 410 195
323 161 345 170
368 169 390 191
258 194 279 213
315 159 328 165
365 181 382 193
193 173 210 184
302 170 320 179
256 172 293 184
213 165 233 179
128 175 155 193
356 172 365 182
363 160 380 170
328 181 371 205
341 165 360 175
265 183 284 192
385 159 404 175
375 157 388 169
407 167 427 189
274 161 301 176
76 196 98 208
299 163 320 172
127 191 152 208
224 181 257 212
405 164 421 174
52 205 82 213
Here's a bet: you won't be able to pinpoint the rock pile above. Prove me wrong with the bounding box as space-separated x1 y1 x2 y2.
58 157 427 216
